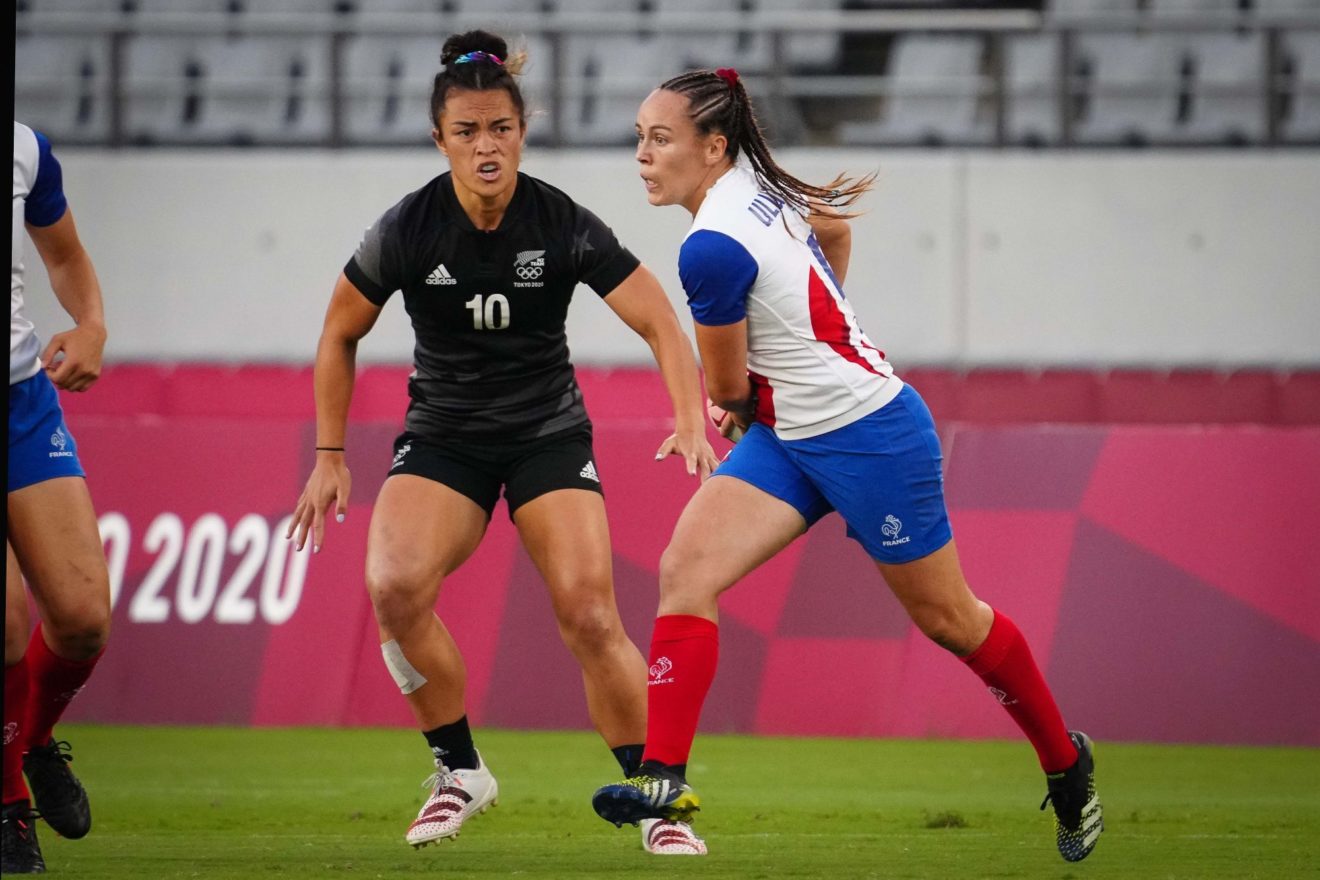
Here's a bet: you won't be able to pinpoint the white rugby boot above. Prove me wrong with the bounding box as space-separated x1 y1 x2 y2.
640 818 708 855
405 751 498 847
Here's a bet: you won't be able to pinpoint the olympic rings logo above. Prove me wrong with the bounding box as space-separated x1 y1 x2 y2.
516 266 543 279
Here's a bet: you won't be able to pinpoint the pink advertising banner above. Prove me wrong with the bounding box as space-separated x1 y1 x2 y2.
54 367 1320 745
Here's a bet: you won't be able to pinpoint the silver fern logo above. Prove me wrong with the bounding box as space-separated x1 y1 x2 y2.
390 442 412 470
514 249 545 281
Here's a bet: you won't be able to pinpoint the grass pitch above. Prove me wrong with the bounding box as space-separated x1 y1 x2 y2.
36 725 1317 879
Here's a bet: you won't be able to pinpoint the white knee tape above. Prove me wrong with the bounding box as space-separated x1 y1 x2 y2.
381 639 428 695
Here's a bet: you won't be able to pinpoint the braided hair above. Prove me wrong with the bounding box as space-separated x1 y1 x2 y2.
430 30 528 129
658 68 873 219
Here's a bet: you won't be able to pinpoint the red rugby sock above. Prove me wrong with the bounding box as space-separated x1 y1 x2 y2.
961 609 1078 773
3 658 32 804
641 615 719 768
24 628 103 749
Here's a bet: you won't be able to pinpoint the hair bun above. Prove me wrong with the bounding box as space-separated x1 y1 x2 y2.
441 30 510 67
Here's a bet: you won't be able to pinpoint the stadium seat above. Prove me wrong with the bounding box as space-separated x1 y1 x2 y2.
955 369 1104 424
838 34 991 146
56 363 174 420
123 35 208 143
1180 32 1265 144
1073 32 1183 144
748 0 844 73
1253 0 1320 22
344 0 547 22
343 35 449 144
243 0 340 11
651 0 744 73
1276 370 1320 425
1005 32 1061 145
161 365 317 419
1281 31 1320 142
132 0 235 12
1046 0 1146 19
18 0 127 15
1098 369 1277 423
190 36 332 144
352 365 413 421
1149 0 1244 17
557 2 668 146
14 34 114 142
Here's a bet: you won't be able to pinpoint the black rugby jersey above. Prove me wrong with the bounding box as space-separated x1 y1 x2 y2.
345 172 640 441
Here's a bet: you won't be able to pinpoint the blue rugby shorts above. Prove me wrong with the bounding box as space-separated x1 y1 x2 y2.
8 370 86 493
712 383 952 564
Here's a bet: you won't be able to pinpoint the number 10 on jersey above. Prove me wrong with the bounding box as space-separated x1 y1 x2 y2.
465 293 511 330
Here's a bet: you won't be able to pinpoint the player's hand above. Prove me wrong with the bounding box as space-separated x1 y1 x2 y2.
287 453 351 554
40 323 106 392
655 426 721 481
706 401 747 442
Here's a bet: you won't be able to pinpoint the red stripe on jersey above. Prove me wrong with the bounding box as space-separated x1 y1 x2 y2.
748 369 776 427
807 266 885 372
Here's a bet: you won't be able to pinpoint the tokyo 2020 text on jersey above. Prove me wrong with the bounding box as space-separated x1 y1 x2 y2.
345 172 640 442
12 122 70 386
679 163 902 440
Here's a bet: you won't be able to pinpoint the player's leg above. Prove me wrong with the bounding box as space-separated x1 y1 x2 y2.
594 424 821 831
8 476 110 843
807 386 1101 862
512 489 648 763
502 428 649 778
2 544 45 874
364 462 496 848
876 544 1101 860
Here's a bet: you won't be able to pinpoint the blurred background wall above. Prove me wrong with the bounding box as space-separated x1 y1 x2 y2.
20 150 1320 366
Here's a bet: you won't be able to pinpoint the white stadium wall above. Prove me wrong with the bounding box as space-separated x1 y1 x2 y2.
20 149 1320 367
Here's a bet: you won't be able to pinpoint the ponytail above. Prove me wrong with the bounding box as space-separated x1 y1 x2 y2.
658 68 873 219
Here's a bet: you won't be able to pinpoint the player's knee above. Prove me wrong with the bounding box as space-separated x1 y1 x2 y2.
909 603 979 655
657 543 704 594
657 544 723 611
45 615 110 660
366 567 431 634
556 601 619 655
43 593 111 660
5 628 27 665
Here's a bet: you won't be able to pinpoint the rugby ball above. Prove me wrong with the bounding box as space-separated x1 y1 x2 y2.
706 401 745 442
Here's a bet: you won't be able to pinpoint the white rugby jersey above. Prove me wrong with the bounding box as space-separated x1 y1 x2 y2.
680 163 901 440
12 122 69 385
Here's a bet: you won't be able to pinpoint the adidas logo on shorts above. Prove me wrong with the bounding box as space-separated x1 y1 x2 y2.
579 461 600 483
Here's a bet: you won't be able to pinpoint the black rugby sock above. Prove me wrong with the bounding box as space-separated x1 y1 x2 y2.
422 716 479 771
612 743 645 777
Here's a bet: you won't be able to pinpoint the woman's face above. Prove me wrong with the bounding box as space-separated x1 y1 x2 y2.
635 88 728 215
433 87 526 203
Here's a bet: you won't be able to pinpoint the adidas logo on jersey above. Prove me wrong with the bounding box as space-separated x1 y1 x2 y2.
425 264 457 286
579 461 600 483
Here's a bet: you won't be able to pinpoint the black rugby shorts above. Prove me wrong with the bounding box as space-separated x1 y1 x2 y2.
387 426 604 518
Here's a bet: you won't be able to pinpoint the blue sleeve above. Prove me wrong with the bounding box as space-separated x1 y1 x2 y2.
25 131 69 228
679 230 758 326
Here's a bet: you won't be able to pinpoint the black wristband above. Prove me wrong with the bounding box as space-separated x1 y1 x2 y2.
315 446 345 452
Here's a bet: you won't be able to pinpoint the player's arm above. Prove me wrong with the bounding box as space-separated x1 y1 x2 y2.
28 209 107 392
603 264 719 479
288 273 383 552
694 319 755 428
808 203 852 287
